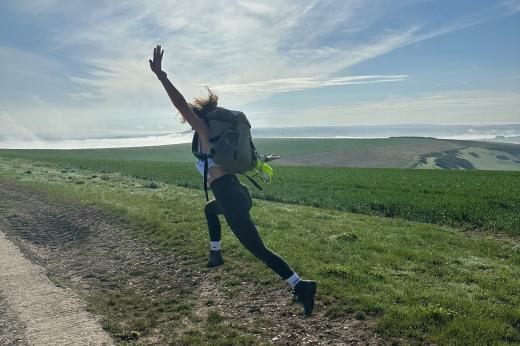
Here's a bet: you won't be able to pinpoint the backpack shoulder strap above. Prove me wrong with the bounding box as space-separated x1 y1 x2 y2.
203 158 209 201
192 132 209 160
192 131 210 200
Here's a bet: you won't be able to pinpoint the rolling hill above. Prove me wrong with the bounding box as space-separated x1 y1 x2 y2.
1 137 519 170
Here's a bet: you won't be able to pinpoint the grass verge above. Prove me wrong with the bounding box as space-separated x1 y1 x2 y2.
1 157 520 345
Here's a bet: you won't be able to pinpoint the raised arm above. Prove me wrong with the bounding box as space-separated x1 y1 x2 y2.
149 45 210 141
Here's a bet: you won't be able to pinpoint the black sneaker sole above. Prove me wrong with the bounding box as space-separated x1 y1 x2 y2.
207 258 224 268
207 250 224 268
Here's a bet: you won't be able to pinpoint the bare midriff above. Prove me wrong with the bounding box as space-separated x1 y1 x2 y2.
207 164 228 187
197 134 229 187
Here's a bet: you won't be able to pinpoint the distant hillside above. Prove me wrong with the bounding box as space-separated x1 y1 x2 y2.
1 137 519 171
251 124 520 143
413 139 520 170
255 137 520 171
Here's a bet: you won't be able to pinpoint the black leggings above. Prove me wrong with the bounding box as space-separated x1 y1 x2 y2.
205 174 294 280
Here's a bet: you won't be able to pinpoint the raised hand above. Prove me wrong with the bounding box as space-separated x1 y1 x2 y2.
149 44 164 77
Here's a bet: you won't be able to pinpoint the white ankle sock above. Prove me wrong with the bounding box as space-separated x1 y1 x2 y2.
210 241 221 251
286 273 301 288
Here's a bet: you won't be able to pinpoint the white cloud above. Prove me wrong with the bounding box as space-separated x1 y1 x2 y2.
214 75 408 93
28 0 513 106
0 111 43 142
67 92 105 101
0 132 194 149
0 46 74 106
2 0 519 143
246 91 520 127
501 0 520 15
236 1 276 17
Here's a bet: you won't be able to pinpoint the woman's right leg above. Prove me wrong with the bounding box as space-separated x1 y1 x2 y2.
225 210 294 279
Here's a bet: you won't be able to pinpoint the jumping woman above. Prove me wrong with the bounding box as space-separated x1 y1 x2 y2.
149 45 316 316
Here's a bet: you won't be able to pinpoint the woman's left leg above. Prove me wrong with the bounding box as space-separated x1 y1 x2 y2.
204 199 225 267
204 199 223 243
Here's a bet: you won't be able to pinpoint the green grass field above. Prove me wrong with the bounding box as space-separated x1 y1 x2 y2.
1 145 518 235
0 157 519 345
1 138 520 343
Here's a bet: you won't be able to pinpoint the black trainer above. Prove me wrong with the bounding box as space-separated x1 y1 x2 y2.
293 280 317 316
207 250 224 268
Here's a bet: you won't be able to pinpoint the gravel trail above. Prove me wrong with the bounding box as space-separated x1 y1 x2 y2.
0 224 114 346
0 180 384 345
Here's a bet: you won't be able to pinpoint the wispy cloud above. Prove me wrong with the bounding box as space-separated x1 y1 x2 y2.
7 1 517 103
247 91 520 126
67 92 105 101
2 0 519 142
36 0 516 105
214 75 408 93
0 111 42 142
501 0 520 14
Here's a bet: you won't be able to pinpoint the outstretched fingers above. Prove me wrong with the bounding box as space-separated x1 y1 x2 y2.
150 45 164 74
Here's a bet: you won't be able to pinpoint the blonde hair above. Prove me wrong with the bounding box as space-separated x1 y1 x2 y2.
187 88 218 123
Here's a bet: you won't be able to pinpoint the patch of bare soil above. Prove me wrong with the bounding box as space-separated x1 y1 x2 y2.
0 181 385 345
194 272 384 345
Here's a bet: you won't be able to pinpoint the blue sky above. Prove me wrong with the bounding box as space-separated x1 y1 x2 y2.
1 0 519 144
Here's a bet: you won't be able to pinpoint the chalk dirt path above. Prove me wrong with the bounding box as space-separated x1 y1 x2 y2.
0 181 385 345
0 224 114 346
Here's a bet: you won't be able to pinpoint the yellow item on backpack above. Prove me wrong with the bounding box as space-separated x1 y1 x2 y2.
255 157 273 183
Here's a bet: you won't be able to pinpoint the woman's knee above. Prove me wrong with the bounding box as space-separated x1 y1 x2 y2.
247 243 281 267
250 243 271 259
230 223 268 256
204 199 219 215
204 203 211 215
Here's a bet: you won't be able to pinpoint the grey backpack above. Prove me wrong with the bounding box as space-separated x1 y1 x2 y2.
192 107 261 199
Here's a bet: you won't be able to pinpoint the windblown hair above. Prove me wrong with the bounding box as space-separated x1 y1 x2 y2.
189 88 218 122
